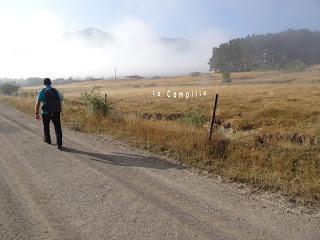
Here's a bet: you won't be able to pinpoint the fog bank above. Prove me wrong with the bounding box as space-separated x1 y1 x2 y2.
0 13 227 79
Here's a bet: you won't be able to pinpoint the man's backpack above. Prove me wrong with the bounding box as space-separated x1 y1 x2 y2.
42 88 61 114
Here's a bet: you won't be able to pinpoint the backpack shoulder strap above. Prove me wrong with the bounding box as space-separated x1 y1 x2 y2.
51 88 60 98
43 88 49 97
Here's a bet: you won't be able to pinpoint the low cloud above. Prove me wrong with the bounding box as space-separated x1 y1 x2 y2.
0 13 227 79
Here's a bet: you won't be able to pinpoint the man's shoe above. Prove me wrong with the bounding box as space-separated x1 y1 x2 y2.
57 145 63 151
43 138 51 144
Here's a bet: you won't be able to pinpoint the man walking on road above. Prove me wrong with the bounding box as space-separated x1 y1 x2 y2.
34 78 63 150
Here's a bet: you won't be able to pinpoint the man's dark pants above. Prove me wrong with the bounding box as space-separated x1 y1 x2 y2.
42 112 62 146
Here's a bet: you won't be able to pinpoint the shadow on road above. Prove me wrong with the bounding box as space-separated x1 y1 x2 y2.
62 146 183 170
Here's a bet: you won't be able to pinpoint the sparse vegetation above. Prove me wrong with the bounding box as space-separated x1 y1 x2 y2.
222 72 231 83
179 107 207 127
2 71 320 206
80 87 111 116
0 82 20 95
284 60 306 72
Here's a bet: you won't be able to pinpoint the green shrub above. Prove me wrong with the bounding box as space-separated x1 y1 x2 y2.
0 82 20 95
284 60 305 72
180 108 207 127
81 87 111 116
222 72 231 83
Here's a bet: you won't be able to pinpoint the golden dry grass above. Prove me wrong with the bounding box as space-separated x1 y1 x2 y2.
2 71 320 205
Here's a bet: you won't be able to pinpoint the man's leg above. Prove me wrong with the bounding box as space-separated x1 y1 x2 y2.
42 114 51 144
52 112 62 147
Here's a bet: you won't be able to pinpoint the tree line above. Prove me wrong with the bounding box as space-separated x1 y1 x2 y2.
208 29 320 72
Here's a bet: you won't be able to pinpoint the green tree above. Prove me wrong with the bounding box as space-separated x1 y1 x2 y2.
208 29 320 72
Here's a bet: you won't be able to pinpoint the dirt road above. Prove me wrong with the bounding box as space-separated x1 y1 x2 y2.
0 103 319 240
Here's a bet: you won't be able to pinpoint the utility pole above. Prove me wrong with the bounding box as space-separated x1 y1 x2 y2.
114 67 117 80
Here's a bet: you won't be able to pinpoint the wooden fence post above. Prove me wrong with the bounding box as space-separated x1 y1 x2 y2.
104 94 107 105
208 94 219 141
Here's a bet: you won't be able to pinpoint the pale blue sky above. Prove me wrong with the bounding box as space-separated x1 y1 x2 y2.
1 0 319 38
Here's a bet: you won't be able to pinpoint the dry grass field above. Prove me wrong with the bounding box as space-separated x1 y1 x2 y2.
2 71 320 205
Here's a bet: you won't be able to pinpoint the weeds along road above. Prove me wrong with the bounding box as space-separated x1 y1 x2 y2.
0 103 319 240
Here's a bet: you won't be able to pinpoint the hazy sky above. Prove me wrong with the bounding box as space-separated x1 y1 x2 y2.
1 0 319 37
0 0 319 78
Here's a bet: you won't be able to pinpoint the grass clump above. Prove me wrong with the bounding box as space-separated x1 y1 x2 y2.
222 72 231 83
180 107 207 127
80 87 111 116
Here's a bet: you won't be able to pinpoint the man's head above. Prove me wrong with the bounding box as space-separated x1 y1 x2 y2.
43 78 51 86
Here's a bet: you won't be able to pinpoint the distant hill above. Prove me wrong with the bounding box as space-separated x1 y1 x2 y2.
63 28 114 47
209 29 320 72
63 28 192 52
159 37 191 52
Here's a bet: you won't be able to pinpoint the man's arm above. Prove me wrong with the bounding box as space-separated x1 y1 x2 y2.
35 100 41 120
35 89 45 120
